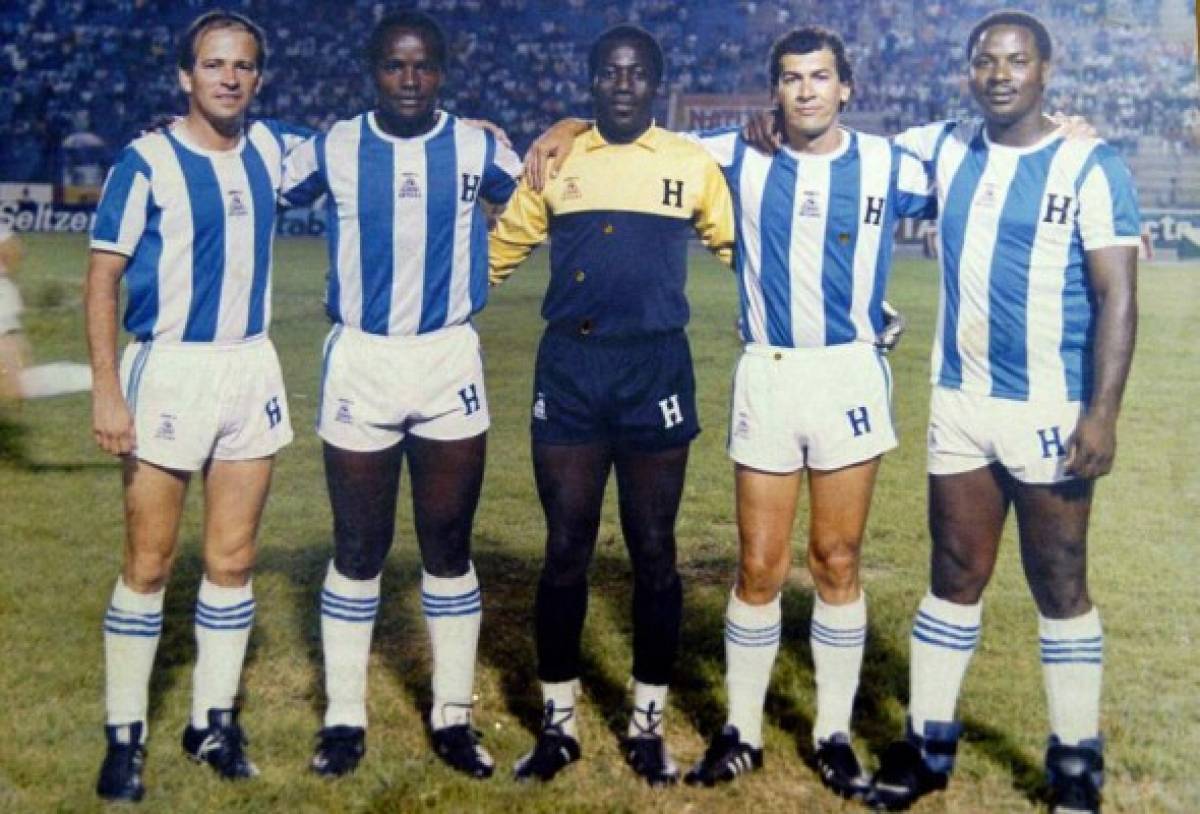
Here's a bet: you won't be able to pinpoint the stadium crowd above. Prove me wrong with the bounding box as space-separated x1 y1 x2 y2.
1 0 1196 184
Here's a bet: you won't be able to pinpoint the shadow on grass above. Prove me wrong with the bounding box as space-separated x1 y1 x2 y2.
145 547 204 729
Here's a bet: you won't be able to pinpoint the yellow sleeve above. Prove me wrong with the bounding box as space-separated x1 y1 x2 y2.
692 157 735 267
488 177 550 285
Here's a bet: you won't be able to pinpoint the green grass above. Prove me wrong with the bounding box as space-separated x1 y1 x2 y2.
1 232 1197 812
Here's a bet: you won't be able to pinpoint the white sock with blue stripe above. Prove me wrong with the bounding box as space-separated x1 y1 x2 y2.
909 592 982 735
1040 607 1103 745
423 563 482 730
321 561 380 729
724 589 782 748
191 577 256 728
104 577 164 738
811 592 867 744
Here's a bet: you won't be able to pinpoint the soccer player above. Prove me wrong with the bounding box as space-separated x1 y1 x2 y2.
524 26 932 799
279 10 521 780
0 225 92 400
868 11 1139 813
488 25 735 786
86 11 307 802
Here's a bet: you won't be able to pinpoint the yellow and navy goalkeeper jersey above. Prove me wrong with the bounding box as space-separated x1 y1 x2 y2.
489 125 734 338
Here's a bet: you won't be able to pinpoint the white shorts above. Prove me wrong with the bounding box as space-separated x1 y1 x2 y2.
728 341 898 473
317 322 489 452
120 337 293 472
926 386 1083 484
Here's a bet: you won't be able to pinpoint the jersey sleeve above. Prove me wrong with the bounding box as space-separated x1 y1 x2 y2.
1077 144 1142 250
488 177 549 284
279 133 328 209
260 117 318 156
481 132 523 207
90 145 152 257
891 142 937 220
693 155 735 266
681 126 741 169
892 119 961 165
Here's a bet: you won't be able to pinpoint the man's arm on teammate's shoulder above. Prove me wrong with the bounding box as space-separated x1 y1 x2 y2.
1066 245 1137 479
461 118 513 150
741 108 783 155
693 158 736 266
1049 112 1098 140
524 118 590 192
488 177 550 285
278 134 328 209
85 250 135 456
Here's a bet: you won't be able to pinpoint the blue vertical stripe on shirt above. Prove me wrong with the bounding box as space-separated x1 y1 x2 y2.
987 145 1056 399
169 135 225 343
937 135 987 389
822 138 860 345
760 155 796 346
242 142 274 337
357 120 396 334
420 129 457 333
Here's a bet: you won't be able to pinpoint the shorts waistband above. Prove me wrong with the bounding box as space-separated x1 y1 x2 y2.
128 335 271 353
545 325 684 345
743 340 876 360
337 321 477 346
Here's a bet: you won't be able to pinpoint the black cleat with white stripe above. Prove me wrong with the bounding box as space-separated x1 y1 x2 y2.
310 725 366 777
432 723 495 779
96 722 147 802
1046 737 1103 814
683 725 763 787
181 708 259 780
513 701 582 783
813 732 870 800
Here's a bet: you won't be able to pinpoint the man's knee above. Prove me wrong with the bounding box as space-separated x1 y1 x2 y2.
542 538 592 588
204 542 256 586
808 535 861 588
123 549 175 592
333 536 388 581
737 545 788 604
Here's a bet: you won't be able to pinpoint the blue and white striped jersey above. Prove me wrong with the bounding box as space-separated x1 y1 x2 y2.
691 128 935 348
895 121 1140 402
92 119 311 344
281 111 522 337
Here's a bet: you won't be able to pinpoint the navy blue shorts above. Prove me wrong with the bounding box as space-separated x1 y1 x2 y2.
530 329 699 449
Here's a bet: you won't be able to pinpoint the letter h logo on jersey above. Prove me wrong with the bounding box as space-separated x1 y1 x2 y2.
461 173 482 203
662 179 684 208
1042 194 1073 225
863 195 885 226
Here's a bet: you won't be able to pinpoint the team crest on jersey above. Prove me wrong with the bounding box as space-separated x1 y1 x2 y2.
226 190 249 217
977 182 999 209
532 391 547 420
399 173 422 199
154 413 177 441
563 177 582 201
798 190 822 218
335 399 354 424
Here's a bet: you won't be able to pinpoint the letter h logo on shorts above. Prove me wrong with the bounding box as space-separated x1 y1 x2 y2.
659 394 684 429
1037 425 1066 459
459 384 481 416
846 405 871 437
264 396 282 429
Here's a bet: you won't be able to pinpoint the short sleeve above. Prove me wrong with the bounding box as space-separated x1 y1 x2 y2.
91 146 152 257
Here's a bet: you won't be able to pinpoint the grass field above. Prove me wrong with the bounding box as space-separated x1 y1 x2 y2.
1 233 1197 813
